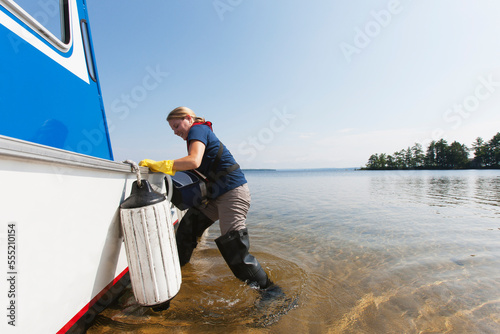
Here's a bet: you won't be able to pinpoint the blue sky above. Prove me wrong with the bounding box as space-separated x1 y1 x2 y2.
87 0 500 169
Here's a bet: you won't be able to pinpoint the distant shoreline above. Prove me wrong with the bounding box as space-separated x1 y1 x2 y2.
241 169 277 172
242 167 359 172
360 166 500 171
242 167 500 172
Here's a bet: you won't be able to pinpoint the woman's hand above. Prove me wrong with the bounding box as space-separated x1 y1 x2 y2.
139 159 175 175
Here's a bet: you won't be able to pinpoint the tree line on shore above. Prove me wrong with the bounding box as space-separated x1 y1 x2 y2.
364 132 500 170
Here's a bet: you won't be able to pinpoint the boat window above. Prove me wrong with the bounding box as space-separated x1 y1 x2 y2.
80 19 97 82
2 0 70 50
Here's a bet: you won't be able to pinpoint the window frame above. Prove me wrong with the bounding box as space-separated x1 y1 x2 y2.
1 0 71 52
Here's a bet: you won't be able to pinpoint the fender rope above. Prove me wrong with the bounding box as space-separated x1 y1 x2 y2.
123 160 142 187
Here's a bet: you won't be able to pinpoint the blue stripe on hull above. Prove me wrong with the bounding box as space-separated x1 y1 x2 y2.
0 2 113 160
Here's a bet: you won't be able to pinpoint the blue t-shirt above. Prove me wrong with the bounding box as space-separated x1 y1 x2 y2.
187 124 247 198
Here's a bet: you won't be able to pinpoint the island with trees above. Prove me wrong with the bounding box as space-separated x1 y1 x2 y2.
363 132 500 170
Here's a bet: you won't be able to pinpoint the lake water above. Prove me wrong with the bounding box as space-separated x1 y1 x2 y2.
88 169 500 333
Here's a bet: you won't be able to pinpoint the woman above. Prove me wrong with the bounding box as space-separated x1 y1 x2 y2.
140 106 272 290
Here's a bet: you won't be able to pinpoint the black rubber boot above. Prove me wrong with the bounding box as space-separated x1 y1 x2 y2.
215 228 272 289
176 207 214 266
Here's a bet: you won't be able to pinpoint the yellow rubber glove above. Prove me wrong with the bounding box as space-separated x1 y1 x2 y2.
139 159 176 175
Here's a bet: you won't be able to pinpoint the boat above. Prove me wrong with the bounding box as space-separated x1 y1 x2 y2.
0 1 180 332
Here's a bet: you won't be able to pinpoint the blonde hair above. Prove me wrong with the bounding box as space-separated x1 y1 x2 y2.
167 106 205 123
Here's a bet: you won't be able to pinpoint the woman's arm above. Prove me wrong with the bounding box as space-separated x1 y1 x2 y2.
172 140 205 171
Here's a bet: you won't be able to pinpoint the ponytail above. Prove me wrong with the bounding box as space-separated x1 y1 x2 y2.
167 106 205 123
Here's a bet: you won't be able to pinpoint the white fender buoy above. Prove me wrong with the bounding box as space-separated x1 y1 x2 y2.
120 179 181 307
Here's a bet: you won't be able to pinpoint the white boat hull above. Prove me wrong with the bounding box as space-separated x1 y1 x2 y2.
0 136 177 333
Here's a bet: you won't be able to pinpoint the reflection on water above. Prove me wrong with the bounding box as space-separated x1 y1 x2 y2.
88 169 500 333
89 234 302 333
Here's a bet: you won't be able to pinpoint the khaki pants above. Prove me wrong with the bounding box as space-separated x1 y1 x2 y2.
198 183 251 235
